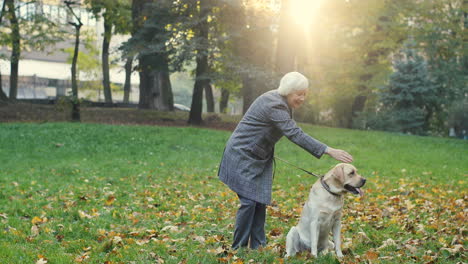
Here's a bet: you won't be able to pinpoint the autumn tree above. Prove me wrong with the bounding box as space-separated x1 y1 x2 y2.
86 0 132 105
124 0 174 110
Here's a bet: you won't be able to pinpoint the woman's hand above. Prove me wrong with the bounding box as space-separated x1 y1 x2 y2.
325 147 353 163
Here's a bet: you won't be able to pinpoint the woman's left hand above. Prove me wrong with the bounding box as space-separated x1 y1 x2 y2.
325 147 353 163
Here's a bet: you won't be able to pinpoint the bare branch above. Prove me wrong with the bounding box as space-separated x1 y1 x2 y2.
65 0 83 27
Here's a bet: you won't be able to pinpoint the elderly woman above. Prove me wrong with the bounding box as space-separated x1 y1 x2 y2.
218 72 353 250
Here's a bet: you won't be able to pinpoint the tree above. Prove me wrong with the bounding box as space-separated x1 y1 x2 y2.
125 0 174 111
188 0 211 125
409 0 467 132
63 30 103 99
378 41 438 134
122 56 133 104
4 0 20 100
86 0 132 105
0 0 8 101
65 0 84 121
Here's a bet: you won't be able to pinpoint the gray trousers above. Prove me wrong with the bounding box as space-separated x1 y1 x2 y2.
232 194 267 249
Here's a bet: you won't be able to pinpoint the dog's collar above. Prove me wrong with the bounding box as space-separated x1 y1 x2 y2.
320 176 342 197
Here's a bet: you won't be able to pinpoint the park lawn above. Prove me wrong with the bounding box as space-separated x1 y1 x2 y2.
0 122 466 264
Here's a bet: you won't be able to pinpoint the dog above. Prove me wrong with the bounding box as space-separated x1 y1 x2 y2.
285 163 366 258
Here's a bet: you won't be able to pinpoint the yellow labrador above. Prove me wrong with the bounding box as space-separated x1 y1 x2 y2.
285 163 366 258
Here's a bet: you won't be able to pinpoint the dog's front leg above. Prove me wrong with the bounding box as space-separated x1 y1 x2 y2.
310 220 319 257
332 217 343 258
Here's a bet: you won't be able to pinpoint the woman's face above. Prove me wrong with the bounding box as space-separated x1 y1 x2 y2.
286 89 308 109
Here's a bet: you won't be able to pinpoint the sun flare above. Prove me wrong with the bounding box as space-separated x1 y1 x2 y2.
289 0 322 30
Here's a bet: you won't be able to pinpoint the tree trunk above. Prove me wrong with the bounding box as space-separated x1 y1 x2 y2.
133 0 173 110
0 71 7 101
71 23 82 121
123 56 132 104
219 88 229 113
138 55 153 109
102 15 113 105
6 0 20 99
153 69 174 111
0 0 6 101
138 55 174 110
188 57 208 124
188 0 210 125
204 83 214 112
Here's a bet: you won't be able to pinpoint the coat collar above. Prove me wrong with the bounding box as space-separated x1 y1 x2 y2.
273 90 293 118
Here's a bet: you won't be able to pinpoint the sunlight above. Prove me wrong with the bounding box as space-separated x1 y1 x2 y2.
289 0 322 30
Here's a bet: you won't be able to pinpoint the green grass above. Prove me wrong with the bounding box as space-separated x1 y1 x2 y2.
0 122 466 263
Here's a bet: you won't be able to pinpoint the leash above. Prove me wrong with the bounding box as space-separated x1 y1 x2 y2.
274 156 341 196
274 156 322 178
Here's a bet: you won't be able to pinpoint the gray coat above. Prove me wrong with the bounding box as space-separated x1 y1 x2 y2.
218 90 328 205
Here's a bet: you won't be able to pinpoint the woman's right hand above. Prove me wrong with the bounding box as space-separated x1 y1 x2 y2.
325 147 353 163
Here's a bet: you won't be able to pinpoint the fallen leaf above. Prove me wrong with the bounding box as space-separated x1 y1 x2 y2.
441 244 464 254
405 244 418 254
193 235 206 243
207 247 225 255
105 195 116 206
365 250 379 260
161 225 178 233
112 236 123 245
31 225 40 237
31 216 43 225
36 258 47 264
377 238 397 250
78 210 93 219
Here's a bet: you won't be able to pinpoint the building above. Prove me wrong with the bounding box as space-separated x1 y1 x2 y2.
0 0 139 101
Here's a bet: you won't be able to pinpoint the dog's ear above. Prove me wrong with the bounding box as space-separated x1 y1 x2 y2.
332 164 345 186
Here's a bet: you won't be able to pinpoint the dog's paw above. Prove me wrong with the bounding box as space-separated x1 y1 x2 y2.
336 251 344 259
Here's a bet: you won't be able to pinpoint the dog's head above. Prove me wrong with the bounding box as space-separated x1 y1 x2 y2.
329 163 366 196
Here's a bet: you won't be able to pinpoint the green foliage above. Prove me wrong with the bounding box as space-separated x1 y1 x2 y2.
63 30 101 79
0 123 466 263
85 0 132 35
410 0 467 101
375 41 438 134
122 0 185 69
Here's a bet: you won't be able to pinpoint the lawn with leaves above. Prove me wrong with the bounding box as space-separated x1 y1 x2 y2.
0 122 466 263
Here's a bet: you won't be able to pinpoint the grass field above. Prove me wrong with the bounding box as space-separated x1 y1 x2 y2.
0 122 466 263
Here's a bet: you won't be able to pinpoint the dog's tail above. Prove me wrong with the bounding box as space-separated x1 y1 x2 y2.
285 226 300 257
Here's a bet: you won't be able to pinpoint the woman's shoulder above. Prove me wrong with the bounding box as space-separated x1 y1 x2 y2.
260 90 286 104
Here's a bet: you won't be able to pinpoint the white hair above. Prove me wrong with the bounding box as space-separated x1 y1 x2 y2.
277 72 309 96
